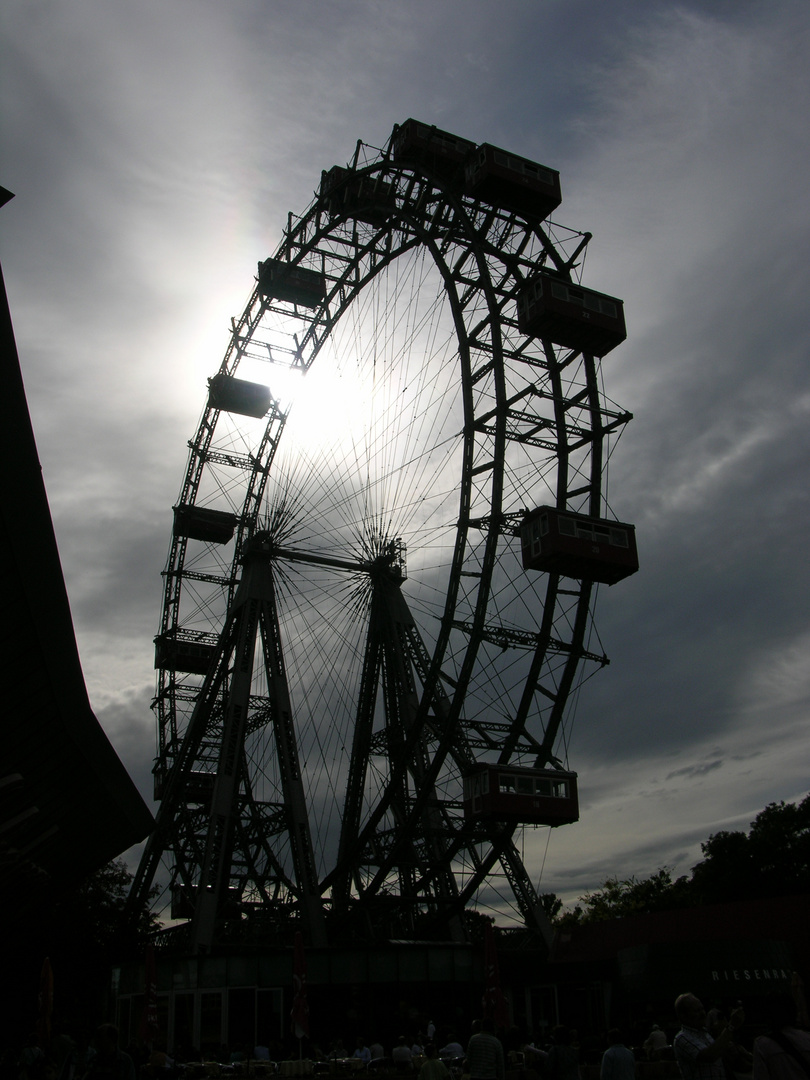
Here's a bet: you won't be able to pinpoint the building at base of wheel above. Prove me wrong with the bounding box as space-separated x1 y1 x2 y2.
111 892 809 1056
113 940 496 1055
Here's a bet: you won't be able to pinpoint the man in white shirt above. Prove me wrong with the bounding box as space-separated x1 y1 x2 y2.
673 994 744 1080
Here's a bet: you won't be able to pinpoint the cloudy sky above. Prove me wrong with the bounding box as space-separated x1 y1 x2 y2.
3 0 809 911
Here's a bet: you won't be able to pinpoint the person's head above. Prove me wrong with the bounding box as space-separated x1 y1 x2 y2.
607 1030 624 1046
551 1026 571 1045
425 1046 438 1060
481 1017 496 1034
675 995 706 1028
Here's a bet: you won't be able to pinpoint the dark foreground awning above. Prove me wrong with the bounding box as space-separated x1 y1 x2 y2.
1 234 153 900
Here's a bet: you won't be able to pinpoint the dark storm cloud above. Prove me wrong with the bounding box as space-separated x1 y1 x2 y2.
521 1 810 903
95 687 158 803
665 760 724 782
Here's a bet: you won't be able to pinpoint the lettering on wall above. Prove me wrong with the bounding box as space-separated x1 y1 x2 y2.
711 969 792 982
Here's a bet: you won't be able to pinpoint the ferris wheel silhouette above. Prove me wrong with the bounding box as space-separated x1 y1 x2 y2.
128 120 637 952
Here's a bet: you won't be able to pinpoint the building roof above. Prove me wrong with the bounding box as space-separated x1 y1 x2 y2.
550 894 810 977
0 199 153 899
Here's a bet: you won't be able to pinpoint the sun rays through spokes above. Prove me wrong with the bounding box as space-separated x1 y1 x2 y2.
259 480 408 623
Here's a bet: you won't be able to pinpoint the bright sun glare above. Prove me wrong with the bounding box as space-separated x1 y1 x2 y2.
269 356 360 446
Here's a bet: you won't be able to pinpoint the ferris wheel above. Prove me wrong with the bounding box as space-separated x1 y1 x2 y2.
129 121 637 951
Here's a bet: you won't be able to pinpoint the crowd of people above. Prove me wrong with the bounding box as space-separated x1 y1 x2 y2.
672 993 810 1080
8 991 810 1080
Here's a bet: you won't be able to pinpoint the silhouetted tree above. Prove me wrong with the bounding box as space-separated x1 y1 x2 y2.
555 792 809 926
691 794 810 903
555 867 692 927
51 857 159 955
540 893 563 920
4 859 158 1041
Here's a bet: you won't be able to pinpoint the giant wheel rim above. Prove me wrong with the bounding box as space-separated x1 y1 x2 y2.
140 130 630 942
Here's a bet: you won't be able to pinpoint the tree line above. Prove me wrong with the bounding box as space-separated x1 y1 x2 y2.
544 792 810 927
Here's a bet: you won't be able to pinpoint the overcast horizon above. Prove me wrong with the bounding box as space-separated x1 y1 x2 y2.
2 0 809 911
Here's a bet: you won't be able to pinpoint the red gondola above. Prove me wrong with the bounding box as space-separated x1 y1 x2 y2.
520 506 638 585
208 372 272 419
463 765 578 826
152 766 216 803
320 165 397 225
391 118 476 178
185 771 215 807
154 632 218 675
465 144 562 219
171 884 241 921
173 504 238 545
517 272 626 357
257 257 326 309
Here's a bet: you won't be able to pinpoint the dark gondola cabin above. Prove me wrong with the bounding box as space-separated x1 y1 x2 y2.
391 119 477 178
171 884 241 921
320 166 397 225
520 506 638 585
517 273 626 357
173 504 238 545
257 257 326 309
185 771 216 807
208 373 272 419
463 766 578 825
154 632 218 676
465 144 562 219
